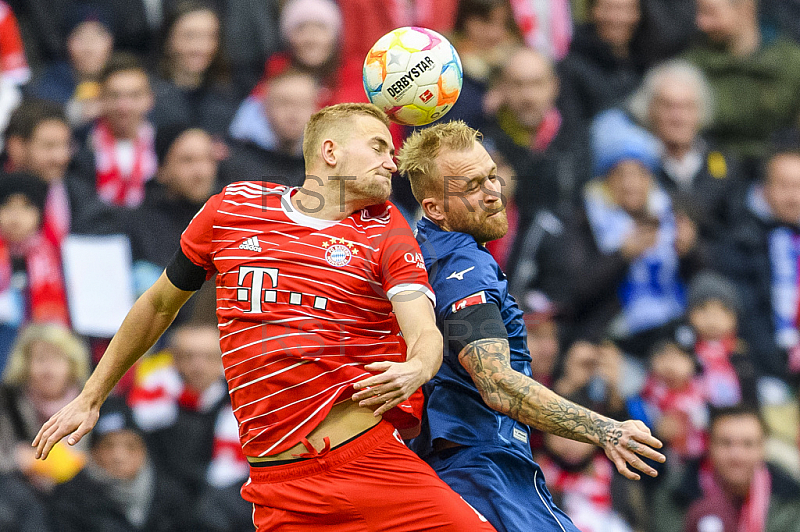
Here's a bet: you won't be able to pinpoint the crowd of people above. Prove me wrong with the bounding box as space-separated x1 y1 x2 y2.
0 0 799 530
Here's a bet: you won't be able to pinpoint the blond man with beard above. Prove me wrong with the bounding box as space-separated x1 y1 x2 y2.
398 121 666 532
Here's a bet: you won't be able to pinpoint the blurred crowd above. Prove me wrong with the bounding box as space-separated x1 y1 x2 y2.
1 0 800 531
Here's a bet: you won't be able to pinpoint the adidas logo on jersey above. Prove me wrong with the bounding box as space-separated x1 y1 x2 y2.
238 236 262 252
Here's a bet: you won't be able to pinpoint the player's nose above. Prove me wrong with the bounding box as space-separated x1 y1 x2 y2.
384 154 398 173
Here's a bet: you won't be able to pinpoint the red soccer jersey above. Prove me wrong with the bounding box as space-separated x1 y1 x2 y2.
180 182 435 457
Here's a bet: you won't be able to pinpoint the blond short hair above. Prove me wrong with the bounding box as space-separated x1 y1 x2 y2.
397 120 481 203
2 324 90 387
302 103 391 164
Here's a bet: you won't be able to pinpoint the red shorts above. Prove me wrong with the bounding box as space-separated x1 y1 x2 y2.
241 420 497 531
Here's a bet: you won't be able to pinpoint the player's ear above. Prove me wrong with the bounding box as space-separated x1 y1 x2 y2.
421 197 444 222
320 139 338 167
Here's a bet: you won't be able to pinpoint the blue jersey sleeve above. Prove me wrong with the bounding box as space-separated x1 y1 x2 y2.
429 248 503 323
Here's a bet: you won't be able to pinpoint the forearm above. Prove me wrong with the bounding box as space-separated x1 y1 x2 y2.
462 338 620 446
81 276 191 406
404 327 443 381
491 371 619 445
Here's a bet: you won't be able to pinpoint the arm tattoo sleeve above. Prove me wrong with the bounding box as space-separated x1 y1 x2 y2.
459 338 622 446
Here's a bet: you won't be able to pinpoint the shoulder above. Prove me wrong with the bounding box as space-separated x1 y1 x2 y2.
769 463 800 499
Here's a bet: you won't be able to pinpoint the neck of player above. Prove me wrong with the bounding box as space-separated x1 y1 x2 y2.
293 178 374 221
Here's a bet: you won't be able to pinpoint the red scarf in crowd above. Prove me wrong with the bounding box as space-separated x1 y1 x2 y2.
699 460 772 532
128 366 249 488
92 119 157 207
695 337 742 407
0 232 69 325
641 375 707 459
539 453 613 511
43 180 70 247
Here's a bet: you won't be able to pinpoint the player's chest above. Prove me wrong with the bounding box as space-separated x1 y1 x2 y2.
212 223 382 297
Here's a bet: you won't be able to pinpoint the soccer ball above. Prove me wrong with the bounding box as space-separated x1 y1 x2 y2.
363 27 463 127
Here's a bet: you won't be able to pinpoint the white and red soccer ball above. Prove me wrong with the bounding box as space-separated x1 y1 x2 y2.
363 27 463 127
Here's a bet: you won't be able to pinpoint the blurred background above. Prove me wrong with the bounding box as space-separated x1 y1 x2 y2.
1 0 800 530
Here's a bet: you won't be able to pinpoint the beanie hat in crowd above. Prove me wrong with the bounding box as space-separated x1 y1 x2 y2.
0 172 49 213
155 123 195 165
90 395 145 448
591 109 661 178
279 0 342 42
687 270 742 315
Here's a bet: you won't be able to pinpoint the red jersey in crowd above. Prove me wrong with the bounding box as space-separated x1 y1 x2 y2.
0 2 29 86
180 182 434 457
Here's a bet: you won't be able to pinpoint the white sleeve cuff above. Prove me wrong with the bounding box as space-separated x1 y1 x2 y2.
386 283 436 306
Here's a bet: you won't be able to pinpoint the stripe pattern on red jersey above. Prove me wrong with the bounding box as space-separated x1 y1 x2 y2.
180 182 433 456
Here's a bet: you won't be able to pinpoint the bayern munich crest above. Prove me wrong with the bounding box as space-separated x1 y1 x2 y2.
322 237 358 267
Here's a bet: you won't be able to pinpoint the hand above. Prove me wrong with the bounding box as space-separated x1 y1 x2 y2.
352 358 428 417
620 223 658 261
600 419 665 481
32 393 100 460
674 213 698 257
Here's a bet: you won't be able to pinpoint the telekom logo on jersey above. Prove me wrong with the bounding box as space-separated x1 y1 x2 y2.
237 266 328 314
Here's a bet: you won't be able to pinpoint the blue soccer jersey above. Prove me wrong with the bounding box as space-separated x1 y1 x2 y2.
411 217 580 532
410 217 533 459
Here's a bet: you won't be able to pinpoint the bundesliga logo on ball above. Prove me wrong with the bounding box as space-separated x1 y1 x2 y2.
363 27 463 126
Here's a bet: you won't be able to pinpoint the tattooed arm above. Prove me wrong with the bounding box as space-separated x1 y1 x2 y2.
460 338 665 480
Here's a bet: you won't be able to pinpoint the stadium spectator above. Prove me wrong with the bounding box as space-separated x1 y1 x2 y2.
526 306 561 388
509 0 573 60
221 0 281 98
49 396 191 532
652 406 800 532
453 0 518 83
0 1 30 88
27 6 113 128
557 111 704 350
249 0 364 109
128 323 246 503
73 52 157 208
3 100 114 244
189 480 259 532
0 324 89 489
553 340 628 419
714 148 800 382
537 425 646 532
628 59 744 245
636 341 708 462
151 1 237 137
679 271 758 407
685 0 800 169
558 0 644 123
338 0 460 67
634 0 695 67
0 472 54 531
483 47 584 285
484 47 590 225
227 71 319 188
125 124 220 292
445 0 519 128
0 174 69 356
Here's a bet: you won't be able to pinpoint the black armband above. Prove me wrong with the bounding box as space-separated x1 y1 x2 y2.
165 247 208 291
443 303 508 354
